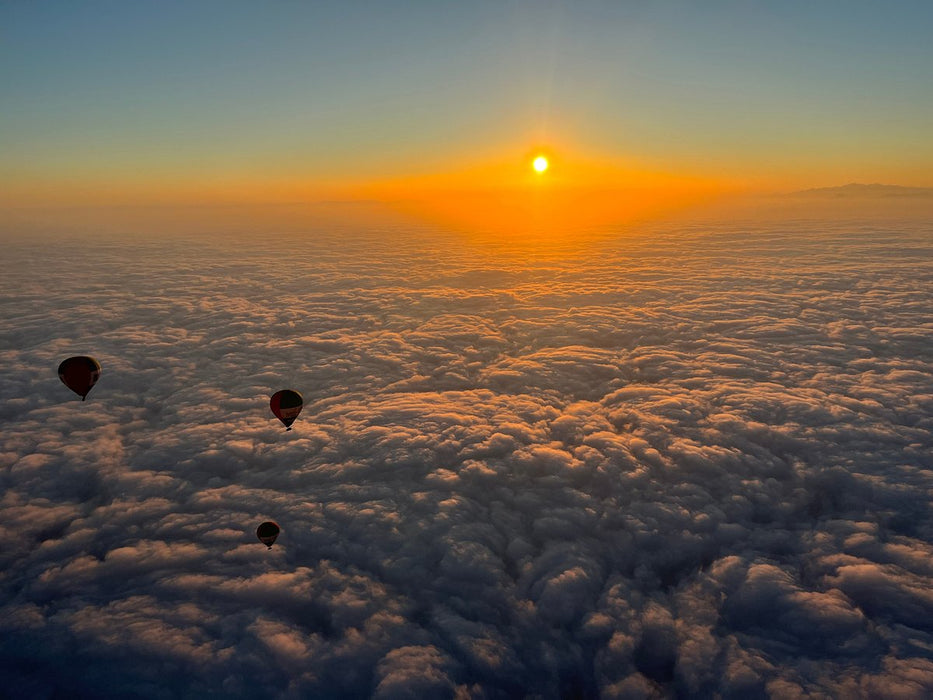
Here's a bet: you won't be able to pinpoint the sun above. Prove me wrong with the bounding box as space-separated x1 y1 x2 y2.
532 155 549 173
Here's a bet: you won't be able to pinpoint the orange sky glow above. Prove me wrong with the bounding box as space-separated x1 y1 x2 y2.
1 147 747 240
353 153 736 237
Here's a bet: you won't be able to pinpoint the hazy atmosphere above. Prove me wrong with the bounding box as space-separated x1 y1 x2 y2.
2 2 932 699
4 0 933 213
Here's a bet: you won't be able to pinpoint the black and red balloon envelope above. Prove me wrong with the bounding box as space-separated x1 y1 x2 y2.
58 356 102 400
270 389 303 430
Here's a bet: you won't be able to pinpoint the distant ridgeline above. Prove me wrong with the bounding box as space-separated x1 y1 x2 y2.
790 183 933 198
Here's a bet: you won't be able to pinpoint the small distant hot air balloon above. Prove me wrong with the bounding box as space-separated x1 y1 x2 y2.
58 356 102 401
257 521 280 549
270 389 303 431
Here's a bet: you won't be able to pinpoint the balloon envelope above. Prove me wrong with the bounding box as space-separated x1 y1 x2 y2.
270 389 303 430
256 521 280 549
58 356 102 400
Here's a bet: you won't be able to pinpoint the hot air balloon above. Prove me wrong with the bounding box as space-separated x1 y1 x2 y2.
270 389 303 431
257 521 280 549
58 356 102 400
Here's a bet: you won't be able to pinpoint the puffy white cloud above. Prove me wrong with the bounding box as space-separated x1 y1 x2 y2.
1 215 931 697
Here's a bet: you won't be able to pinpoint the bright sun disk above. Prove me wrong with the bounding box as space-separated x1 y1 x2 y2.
533 156 548 173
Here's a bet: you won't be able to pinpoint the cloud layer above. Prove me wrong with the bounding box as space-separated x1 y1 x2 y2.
1 215 932 698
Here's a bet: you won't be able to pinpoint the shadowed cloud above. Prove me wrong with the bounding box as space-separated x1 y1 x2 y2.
1 214 932 697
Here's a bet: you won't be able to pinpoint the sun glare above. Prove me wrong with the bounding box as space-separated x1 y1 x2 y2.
533 156 549 173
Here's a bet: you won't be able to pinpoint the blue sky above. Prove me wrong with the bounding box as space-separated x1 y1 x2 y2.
3 0 932 204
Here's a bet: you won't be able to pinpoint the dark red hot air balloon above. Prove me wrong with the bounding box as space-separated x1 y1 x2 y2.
257 521 280 549
58 356 102 400
270 389 303 431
